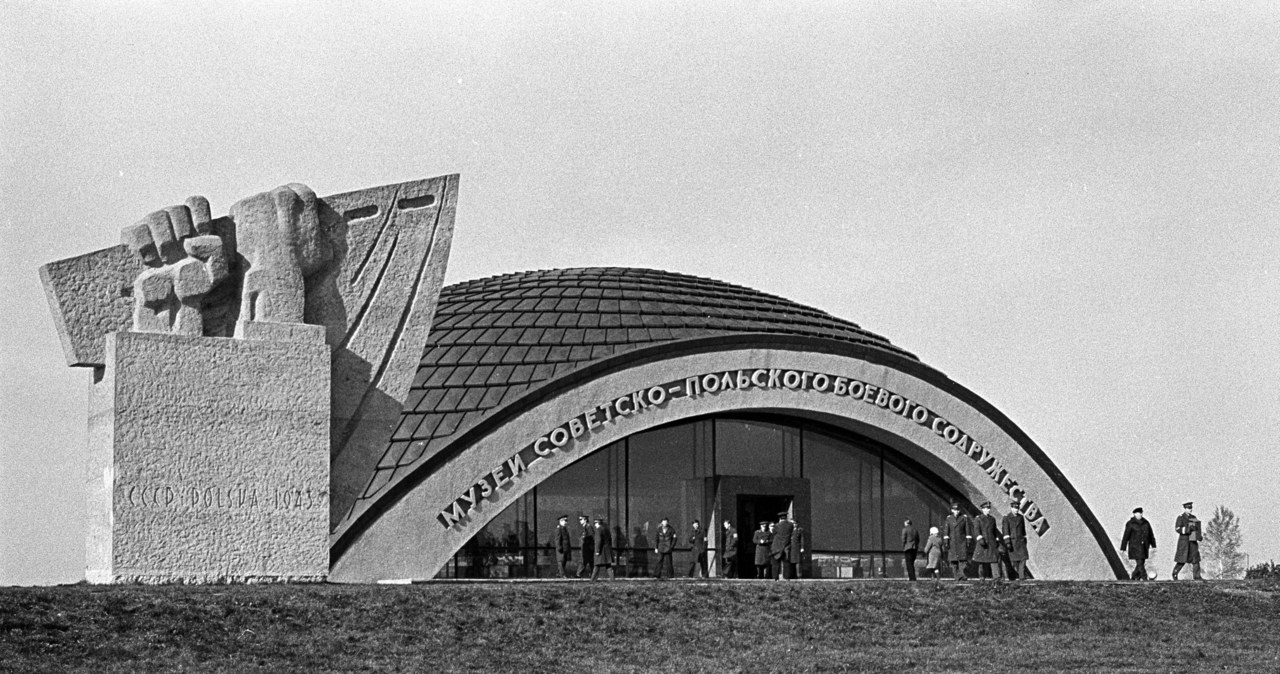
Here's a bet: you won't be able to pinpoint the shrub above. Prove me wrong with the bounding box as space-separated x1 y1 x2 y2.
1244 561 1280 580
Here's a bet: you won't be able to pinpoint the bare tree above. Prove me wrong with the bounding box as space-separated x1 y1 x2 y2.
1202 505 1246 580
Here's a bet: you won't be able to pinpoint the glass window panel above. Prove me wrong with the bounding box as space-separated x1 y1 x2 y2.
533 443 618 576
715 419 794 477
451 491 535 578
627 423 699 577
802 428 881 552
882 460 952 548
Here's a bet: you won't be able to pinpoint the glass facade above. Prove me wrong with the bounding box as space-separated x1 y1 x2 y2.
435 414 965 579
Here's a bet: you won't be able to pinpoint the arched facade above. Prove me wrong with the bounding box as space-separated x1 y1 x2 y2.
328 269 1125 581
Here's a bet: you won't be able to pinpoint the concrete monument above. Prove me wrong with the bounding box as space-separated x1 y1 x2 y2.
41 175 458 582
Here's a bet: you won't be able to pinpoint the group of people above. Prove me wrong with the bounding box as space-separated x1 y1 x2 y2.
901 499 1032 581
748 511 805 579
554 515 716 580
551 499 1208 582
1119 500 1205 581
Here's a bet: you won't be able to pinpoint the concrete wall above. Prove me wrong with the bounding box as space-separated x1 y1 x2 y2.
88 331 329 583
331 347 1121 581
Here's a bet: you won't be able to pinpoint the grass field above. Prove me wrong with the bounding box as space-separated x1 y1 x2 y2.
1 579 1277 673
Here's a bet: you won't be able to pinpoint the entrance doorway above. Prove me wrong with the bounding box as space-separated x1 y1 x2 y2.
736 494 793 579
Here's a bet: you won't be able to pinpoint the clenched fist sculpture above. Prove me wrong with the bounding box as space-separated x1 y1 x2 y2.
120 183 333 337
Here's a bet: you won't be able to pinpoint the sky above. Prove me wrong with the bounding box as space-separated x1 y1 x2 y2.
2 1 1277 585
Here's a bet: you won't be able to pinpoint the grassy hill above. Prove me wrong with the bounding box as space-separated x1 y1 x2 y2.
1 579 1277 672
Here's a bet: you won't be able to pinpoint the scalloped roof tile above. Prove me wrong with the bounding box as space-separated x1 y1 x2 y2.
353 267 917 509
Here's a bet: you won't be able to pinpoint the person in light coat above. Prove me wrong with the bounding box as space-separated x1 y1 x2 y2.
923 526 944 579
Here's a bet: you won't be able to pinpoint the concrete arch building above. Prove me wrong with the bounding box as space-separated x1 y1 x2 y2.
330 267 1125 581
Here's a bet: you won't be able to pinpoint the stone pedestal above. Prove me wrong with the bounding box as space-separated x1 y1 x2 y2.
86 330 329 583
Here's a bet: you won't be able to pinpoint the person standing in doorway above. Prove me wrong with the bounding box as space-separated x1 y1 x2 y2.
654 517 677 579
1172 501 1204 581
554 515 572 578
590 518 614 581
721 520 739 578
788 520 805 579
1120 507 1156 581
753 521 772 579
771 512 795 580
901 518 920 581
577 515 594 578
944 503 972 581
688 520 708 578
1001 500 1030 581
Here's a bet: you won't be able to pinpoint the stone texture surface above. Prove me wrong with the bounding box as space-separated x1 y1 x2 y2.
332 268 916 542
40 176 459 543
87 331 329 583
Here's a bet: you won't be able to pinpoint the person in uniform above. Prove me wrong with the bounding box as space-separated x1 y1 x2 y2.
554 515 572 578
971 501 1000 580
654 517 677 579
752 521 772 579
771 512 795 580
788 520 805 579
1172 501 1204 581
901 518 920 581
576 515 594 578
1119 507 1156 581
1001 500 1030 580
687 520 708 578
721 520 739 578
943 503 972 580
923 526 944 579
590 518 614 581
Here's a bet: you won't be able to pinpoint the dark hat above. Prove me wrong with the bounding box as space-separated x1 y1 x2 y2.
1182 501 1194 508
1133 507 1143 514
777 511 789 518
1010 499 1021 507
950 502 960 509
980 501 992 509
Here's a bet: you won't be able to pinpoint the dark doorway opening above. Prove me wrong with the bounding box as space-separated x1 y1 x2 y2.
736 494 793 579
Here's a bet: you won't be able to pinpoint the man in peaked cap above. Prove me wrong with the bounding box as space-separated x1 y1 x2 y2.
943 502 972 580
1002 499 1030 580
555 515 572 578
971 501 1000 580
1120 507 1156 581
771 511 795 580
1172 501 1204 581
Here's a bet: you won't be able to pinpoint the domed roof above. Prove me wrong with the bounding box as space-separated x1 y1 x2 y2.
358 267 916 502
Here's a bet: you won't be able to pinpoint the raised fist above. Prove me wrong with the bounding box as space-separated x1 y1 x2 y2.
230 183 331 329
121 196 230 336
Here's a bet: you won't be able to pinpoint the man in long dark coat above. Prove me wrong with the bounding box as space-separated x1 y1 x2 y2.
654 517 677 579
1001 500 1030 580
901 519 920 581
554 515 572 578
752 522 772 579
771 512 795 580
1172 501 1203 581
943 503 972 580
576 515 594 578
788 522 805 579
721 520 739 578
1119 507 1156 581
590 518 614 581
971 501 1000 580
687 520 708 578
